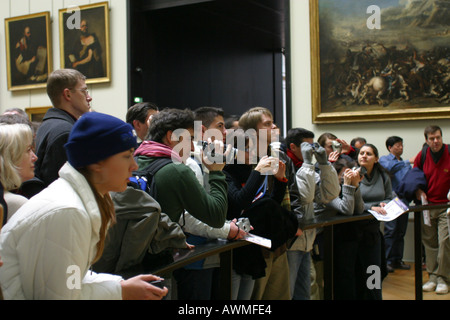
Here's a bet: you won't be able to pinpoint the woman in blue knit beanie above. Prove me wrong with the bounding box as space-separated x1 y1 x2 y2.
0 112 168 300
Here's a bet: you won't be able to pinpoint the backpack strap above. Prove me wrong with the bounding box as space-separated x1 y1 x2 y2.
129 157 173 196
419 144 450 170
139 157 173 177
419 144 429 170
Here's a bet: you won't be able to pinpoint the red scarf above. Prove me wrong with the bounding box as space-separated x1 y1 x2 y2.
134 140 183 163
287 149 303 169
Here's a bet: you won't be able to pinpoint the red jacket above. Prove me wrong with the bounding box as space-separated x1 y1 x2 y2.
414 144 450 203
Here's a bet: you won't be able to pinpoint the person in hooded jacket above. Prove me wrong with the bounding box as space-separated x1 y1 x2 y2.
0 112 167 300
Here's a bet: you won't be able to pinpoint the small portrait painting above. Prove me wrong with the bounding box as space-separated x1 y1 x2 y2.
59 2 110 84
5 12 52 91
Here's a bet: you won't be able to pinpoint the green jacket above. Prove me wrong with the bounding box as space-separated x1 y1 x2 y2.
137 156 228 228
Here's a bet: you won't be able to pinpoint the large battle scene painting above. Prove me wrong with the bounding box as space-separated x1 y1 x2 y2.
311 0 450 123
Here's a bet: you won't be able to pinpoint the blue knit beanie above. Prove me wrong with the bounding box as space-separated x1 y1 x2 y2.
65 112 137 168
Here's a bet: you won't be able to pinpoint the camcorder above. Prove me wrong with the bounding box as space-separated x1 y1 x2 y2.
310 142 320 152
200 141 239 163
332 140 342 153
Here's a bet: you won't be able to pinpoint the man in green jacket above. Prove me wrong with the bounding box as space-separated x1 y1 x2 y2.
134 108 228 229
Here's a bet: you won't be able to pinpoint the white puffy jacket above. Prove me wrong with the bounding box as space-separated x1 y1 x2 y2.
0 163 123 300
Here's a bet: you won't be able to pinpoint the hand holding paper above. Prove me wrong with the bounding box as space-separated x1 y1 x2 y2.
369 197 409 222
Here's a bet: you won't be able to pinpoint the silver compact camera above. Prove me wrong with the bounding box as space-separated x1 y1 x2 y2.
236 217 251 233
331 140 342 153
352 166 367 177
200 141 238 163
310 142 320 152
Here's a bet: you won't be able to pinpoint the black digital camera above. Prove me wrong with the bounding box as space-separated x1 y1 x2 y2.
200 141 238 163
352 166 367 177
310 142 320 151
149 279 165 289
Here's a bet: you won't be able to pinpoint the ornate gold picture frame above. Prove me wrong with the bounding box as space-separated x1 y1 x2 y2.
5 12 52 91
59 2 111 84
25 106 51 122
310 0 450 124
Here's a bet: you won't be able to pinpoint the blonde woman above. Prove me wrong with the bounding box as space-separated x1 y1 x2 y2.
0 112 167 300
0 190 3 300
0 123 37 221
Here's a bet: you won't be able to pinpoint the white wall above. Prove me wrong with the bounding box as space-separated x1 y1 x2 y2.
0 0 128 120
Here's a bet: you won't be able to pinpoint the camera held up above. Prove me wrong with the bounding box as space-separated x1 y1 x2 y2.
332 140 342 153
310 142 320 152
200 141 238 163
352 166 367 177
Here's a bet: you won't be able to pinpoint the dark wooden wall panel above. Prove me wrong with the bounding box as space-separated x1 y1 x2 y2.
128 0 288 129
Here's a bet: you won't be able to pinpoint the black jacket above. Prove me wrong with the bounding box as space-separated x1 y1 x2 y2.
223 164 298 279
35 108 76 187
1 183 7 227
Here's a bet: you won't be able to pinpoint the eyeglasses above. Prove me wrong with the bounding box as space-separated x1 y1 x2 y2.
70 88 89 96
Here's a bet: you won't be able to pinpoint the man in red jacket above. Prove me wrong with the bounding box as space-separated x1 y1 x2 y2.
413 125 450 295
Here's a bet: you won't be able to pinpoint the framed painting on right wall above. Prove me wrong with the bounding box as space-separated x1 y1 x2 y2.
310 0 450 124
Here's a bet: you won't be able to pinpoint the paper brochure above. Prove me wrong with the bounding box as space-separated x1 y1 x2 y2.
243 233 272 249
369 197 409 222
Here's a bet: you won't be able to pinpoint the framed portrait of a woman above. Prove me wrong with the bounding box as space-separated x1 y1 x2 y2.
5 12 52 91
59 2 111 84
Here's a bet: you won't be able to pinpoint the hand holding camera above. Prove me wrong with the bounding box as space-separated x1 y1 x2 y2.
301 142 314 165
255 155 281 175
201 139 232 171
331 140 342 153
328 151 340 163
236 217 252 233
273 158 286 180
313 144 328 165
228 218 252 240
342 168 354 186
349 166 366 186
342 167 363 187
352 166 367 177
121 274 168 300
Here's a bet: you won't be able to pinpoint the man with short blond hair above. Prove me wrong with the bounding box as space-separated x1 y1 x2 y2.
35 69 92 187
238 107 301 300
